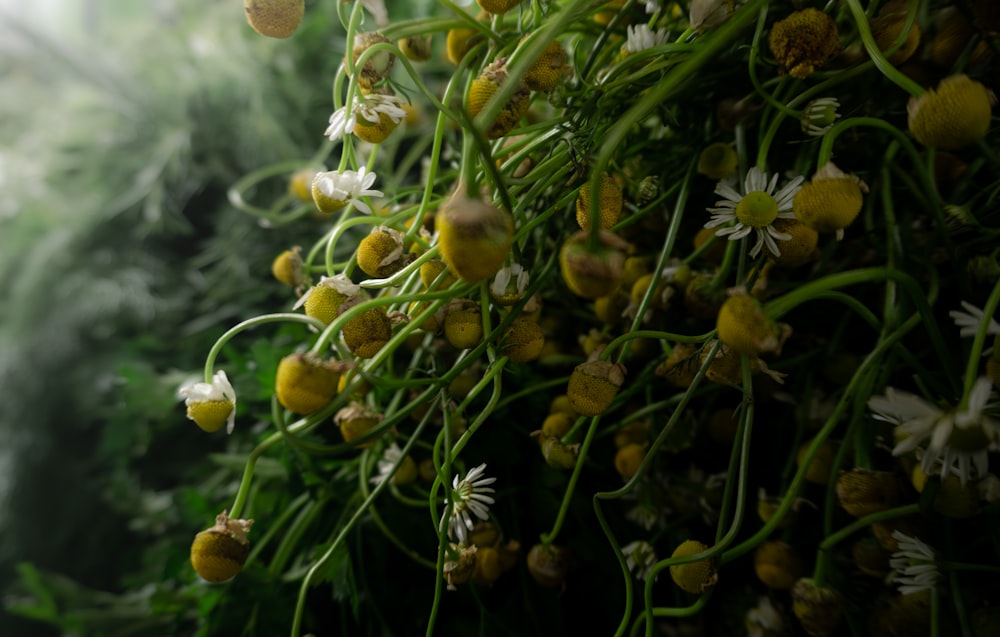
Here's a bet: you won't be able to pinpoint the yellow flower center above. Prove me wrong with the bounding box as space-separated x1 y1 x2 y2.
735 191 779 228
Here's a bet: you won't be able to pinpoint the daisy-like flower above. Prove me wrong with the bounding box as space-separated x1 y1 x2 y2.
801 97 841 136
622 540 658 581
446 463 497 544
642 0 660 14
490 262 530 304
868 377 1000 484
312 167 383 215
179 370 237 434
889 531 939 595
704 166 805 259
624 24 670 54
324 93 407 142
746 596 786 637
949 300 1000 339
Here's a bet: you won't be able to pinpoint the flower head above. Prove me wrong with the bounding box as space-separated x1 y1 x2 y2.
949 300 1000 339
908 74 996 150
179 370 237 434
325 93 407 142
768 8 840 79
868 377 1000 484
622 540 658 581
311 167 383 214
489 262 530 305
447 463 497 544
801 97 840 136
704 166 804 259
889 531 939 595
624 25 670 54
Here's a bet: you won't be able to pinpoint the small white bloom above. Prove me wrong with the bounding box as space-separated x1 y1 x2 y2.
704 166 804 259
801 97 841 136
949 300 1000 341
312 166 383 215
746 596 786 637
490 262 530 300
622 540 658 581
325 93 407 142
370 443 403 485
889 531 939 595
642 0 660 14
446 463 496 544
625 24 670 54
868 377 1000 484
359 0 389 27
178 370 237 434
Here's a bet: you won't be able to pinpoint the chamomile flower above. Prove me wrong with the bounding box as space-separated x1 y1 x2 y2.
704 166 804 259
949 300 1000 339
889 531 939 595
490 262 530 305
868 377 1000 484
642 0 660 14
622 540 658 581
311 167 383 214
746 596 787 637
446 463 497 544
625 24 670 54
179 370 237 434
801 97 841 136
325 93 407 142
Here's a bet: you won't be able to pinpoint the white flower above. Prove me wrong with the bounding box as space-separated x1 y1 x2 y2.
868 377 1000 484
446 463 496 544
704 166 804 259
325 93 407 142
642 0 660 14
622 540 658 581
359 0 389 27
746 596 786 637
178 370 237 434
370 443 403 485
949 300 1000 340
889 531 939 595
312 166 383 215
490 262 530 300
801 97 841 136
625 24 670 54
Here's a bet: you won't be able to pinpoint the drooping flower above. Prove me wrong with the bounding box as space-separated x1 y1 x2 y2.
447 464 497 544
868 377 1000 484
179 370 237 434
311 167 383 214
949 300 1000 339
324 93 407 142
490 262 530 306
889 531 939 595
704 166 804 259
801 97 840 136
622 540 658 581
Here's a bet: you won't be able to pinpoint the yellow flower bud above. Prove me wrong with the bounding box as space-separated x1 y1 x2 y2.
409 300 445 333
567 360 626 416
420 259 456 289
669 540 717 594
791 578 843 637
190 511 253 583
614 420 650 448
298 275 361 325
835 468 902 518
271 246 306 288
499 318 545 363
445 27 483 66
656 343 698 389
467 58 531 140
593 0 627 26
436 192 514 283
754 540 803 590
444 300 483 349
335 403 383 447
342 307 392 359
353 109 401 144
526 543 572 587
793 162 868 238
398 35 433 62
549 394 578 417
575 172 624 231
559 229 629 299
357 227 409 278
521 38 568 92
716 288 783 356
540 412 574 440
275 351 349 414
477 0 523 13
908 74 996 150
593 290 630 327
769 218 817 267
471 545 503 586
539 435 581 469
768 8 840 79
287 169 317 203
697 142 738 180
796 438 837 485
243 0 304 39
614 443 646 480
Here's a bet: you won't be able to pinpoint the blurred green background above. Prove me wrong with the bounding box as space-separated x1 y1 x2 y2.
0 0 345 633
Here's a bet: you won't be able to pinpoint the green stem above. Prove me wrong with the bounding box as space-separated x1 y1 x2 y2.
204 313 326 383
843 0 925 97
